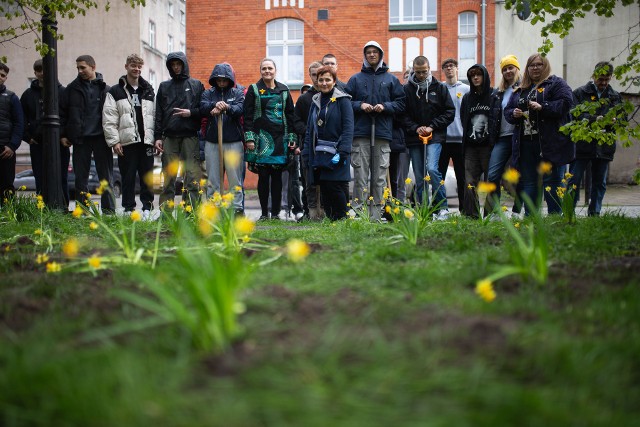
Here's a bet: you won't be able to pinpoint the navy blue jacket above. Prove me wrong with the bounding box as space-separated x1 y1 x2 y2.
345 62 405 142
505 75 575 166
0 86 24 152
302 88 353 184
402 74 455 146
572 81 622 161
199 63 245 143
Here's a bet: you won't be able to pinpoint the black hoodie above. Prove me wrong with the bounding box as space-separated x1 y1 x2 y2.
460 64 497 147
154 51 205 139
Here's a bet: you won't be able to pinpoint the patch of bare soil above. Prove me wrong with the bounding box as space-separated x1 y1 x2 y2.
202 285 526 376
550 255 640 304
0 270 123 332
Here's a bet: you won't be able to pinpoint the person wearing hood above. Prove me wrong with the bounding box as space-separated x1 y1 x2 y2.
153 51 205 209
20 59 70 203
243 58 296 221
504 54 574 216
568 61 622 216
103 54 156 218
460 64 498 218
302 66 353 221
484 55 522 216
401 55 455 218
345 41 405 220
199 62 245 213
61 55 114 213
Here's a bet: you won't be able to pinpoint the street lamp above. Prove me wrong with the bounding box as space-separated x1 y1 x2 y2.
41 7 66 210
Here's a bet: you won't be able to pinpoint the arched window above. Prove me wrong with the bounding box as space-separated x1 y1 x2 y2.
266 19 304 84
458 12 477 80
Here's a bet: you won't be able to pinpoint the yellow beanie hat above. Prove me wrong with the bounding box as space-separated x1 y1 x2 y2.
500 55 520 71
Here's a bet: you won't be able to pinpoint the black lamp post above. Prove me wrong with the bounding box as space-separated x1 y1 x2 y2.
41 7 66 210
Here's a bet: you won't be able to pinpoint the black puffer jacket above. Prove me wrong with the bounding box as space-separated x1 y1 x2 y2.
154 52 205 139
402 74 455 146
573 81 622 161
61 73 109 144
20 79 65 144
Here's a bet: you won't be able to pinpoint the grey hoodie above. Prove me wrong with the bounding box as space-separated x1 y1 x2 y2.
445 81 470 143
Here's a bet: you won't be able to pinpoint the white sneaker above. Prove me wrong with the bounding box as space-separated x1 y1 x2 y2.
434 209 450 221
142 210 151 221
295 212 304 221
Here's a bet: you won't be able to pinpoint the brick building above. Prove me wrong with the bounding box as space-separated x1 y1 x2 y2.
187 0 496 97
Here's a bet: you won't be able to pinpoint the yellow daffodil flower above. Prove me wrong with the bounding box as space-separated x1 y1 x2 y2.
502 168 520 185
537 161 552 175
477 181 497 193
286 239 311 262
62 238 79 258
475 279 496 302
46 261 62 273
234 217 255 235
130 211 142 222
88 256 101 269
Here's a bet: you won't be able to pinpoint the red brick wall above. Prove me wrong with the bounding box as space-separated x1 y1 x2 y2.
187 0 495 188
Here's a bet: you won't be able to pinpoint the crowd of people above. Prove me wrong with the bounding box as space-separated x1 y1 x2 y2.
0 43 623 221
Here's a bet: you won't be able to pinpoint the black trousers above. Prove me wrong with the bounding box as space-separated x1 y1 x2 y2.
72 135 115 213
288 155 304 215
438 142 465 209
30 142 71 205
320 180 349 221
118 143 154 212
258 167 283 217
0 151 16 204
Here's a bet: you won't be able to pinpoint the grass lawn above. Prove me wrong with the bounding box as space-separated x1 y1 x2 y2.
1 201 639 426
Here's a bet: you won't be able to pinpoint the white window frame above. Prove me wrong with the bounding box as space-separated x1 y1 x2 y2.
389 0 437 25
149 20 156 49
149 70 156 89
168 34 174 53
180 42 186 53
180 10 186 26
168 1 174 17
458 12 477 81
266 18 304 84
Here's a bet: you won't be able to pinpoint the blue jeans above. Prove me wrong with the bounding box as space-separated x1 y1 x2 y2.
484 135 512 213
569 159 609 216
409 143 447 209
519 139 565 215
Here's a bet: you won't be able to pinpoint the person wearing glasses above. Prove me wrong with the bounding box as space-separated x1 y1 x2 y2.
504 54 574 215
401 55 455 218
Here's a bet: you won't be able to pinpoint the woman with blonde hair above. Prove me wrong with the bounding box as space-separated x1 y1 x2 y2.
484 54 522 214
504 53 574 215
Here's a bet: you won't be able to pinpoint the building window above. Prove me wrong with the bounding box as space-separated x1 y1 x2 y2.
168 35 174 53
458 12 477 80
149 70 156 89
180 10 185 26
168 1 174 16
180 42 186 53
266 18 304 84
389 0 436 25
149 20 156 49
